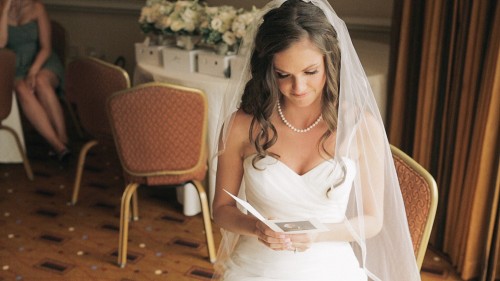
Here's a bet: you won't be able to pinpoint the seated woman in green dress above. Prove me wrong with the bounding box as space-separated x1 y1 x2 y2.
0 0 69 162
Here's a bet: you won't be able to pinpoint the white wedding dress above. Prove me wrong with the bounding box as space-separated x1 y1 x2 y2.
222 155 367 281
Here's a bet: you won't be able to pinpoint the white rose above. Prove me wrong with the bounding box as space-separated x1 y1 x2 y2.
222 31 236 46
159 3 173 15
157 16 171 29
232 22 246 38
170 20 185 32
200 20 209 29
175 1 191 11
242 13 255 25
184 21 196 33
211 18 223 31
139 7 151 23
182 8 197 22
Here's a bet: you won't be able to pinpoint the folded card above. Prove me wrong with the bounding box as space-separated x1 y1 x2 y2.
224 189 330 234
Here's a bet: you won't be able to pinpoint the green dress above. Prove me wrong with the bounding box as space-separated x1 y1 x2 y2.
7 21 64 88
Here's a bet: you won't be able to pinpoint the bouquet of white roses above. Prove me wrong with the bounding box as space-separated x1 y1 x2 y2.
139 0 204 36
139 0 170 35
199 5 238 48
165 0 204 36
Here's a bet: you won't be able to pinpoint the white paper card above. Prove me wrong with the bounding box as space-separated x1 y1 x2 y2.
223 189 329 234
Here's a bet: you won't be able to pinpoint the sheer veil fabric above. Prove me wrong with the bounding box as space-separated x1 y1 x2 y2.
211 0 420 280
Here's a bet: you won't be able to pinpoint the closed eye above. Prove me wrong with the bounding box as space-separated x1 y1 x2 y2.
305 70 318 75
276 72 289 79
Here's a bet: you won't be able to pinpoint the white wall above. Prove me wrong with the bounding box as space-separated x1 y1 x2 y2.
44 0 393 75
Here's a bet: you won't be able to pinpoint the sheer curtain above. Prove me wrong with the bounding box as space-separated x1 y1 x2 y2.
387 0 499 279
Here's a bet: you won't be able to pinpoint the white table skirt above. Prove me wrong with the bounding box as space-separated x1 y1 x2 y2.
0 95 26 163
134 39 389 216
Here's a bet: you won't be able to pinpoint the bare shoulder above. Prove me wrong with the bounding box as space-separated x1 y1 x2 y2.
231 109 253 131
226 109 253 143
222 109 254 156
31 1 47 18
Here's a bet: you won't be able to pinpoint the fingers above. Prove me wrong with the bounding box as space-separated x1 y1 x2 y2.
287 233 319 252
253 221 319 252
25 74 36 90
255 221 291 251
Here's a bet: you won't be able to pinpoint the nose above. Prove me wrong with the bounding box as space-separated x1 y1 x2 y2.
292 76 307 94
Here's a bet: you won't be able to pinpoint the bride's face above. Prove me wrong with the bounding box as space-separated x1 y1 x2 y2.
273 37 326 108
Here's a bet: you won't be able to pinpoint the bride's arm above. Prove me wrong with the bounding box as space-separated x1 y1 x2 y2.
290 113 386 249
212 110 292 251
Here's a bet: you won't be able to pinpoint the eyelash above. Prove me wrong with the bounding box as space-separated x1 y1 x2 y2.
276 70 319 79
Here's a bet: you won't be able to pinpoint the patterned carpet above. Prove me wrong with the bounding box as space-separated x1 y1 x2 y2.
0 125 221 281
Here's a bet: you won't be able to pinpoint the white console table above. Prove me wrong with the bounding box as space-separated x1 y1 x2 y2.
133 38 389 216
0 95 26 164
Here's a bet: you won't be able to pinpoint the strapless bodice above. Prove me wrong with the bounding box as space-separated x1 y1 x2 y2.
243 155 356 223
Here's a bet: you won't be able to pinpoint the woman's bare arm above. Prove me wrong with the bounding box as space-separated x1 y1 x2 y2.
0 0 12 47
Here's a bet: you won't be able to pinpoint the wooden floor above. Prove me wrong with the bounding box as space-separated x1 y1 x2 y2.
0 122 463 280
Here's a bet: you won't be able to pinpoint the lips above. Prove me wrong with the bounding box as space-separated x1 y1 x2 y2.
292 92 308 97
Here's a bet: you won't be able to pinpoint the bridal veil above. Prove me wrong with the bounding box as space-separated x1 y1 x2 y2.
210 0 421 279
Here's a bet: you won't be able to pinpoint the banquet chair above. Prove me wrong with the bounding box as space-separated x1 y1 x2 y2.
0 48 34 180
51 20 67 66
391 144 438 270
51 20 85 138
107 82 216 267
66 57 130 205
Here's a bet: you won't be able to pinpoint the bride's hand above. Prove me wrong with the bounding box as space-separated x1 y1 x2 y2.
288 233 319 252
254 220 291 251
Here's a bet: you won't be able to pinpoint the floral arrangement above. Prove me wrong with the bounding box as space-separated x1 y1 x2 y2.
139 0 170 35
199 6 260 52
139 0 204 36
139 1 260 53
199 6 238 47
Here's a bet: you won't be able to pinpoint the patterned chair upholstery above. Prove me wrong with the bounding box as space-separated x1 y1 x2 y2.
391 145 438 270
0 48 34 180
107 82 216 267
66 57 130 205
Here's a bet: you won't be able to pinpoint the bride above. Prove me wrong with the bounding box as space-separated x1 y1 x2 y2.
211 0 421 280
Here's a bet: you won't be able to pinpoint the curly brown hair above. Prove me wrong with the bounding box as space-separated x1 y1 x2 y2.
240 0 341 167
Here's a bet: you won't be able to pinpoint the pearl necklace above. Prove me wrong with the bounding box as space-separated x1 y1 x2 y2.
277 100 322 133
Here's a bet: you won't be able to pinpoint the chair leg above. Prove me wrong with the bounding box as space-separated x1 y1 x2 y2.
118 182 140 268
0 125 34 180
132 191 139 221
70 140 98 205
192 180 217 263
62 97 85 139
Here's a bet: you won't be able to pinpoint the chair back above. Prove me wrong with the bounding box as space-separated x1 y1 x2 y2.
65 57 130 138
391 145 438 270
0 48 16 121
107 82 208 185
51 20 67 66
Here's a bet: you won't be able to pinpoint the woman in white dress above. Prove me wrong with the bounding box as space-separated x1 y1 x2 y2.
211 0 421 280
